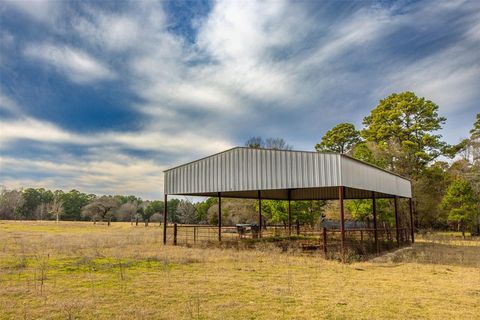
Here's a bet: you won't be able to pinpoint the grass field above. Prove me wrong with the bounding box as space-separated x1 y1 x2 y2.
0 221 479 319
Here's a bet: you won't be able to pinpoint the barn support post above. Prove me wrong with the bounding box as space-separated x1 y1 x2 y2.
163 194 168 245
409 198 415 243
339 186 345 261
258 190 262 238
173 223 177 245
372 191 379 254
218 192 222 242
394 196 400 247
288 189 292 236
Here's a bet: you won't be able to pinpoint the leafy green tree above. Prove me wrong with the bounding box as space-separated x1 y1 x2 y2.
18 188 42 219
61 190 94 221
441 179 478 237
144 200 164 226
315 123 361 154
115 195 142 205
345 199 394 227
471 113 480 140
413 162 451 228
362 92 448 177
469 113 480 162
256 200 325 227
345 200 372 225
167 198 180 222
351 141 389 168
196 198 218 223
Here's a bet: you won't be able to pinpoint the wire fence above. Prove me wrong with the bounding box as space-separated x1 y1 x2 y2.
164 223 412 256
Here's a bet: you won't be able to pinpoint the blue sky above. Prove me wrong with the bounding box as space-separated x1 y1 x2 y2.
1 0 479 199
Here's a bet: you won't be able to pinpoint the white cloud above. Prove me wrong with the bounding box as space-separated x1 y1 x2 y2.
73 12 141 52
3 0 62 24
0 117 84 146
23 43 116 84
0 90 20 113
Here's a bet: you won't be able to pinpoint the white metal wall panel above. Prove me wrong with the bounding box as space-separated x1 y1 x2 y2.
164 147 410 198
340 156 411 198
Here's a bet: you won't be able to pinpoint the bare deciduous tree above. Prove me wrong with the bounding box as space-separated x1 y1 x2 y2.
81 196 120 225
0 188 24 220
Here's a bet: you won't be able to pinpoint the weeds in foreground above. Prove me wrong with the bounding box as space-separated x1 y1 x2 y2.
0 221 479 319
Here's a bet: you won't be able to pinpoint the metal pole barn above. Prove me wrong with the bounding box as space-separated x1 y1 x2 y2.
218 192 222 242
372 191 379 254
409 198 415 243
394 196 400 247
163 194 168 245
339 186 345 259
162 147 413 256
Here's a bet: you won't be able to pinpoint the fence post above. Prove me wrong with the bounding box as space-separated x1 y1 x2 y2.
322 227 327 257
173 223 177 245
194 226 197 243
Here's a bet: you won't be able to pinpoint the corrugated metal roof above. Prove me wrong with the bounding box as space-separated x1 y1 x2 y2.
164 147 411 199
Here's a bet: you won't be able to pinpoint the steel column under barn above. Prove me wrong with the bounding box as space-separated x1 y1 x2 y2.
258 190 262 237
339 186 345 259
218 192 222 242
288 189 292 236
163 194 167 245
409 198 415 243
394 196 400 247
372 191 379 254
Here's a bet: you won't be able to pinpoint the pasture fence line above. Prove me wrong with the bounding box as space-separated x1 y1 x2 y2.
164 223 411 256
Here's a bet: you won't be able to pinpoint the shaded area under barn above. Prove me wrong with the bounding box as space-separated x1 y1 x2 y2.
162 147 415 258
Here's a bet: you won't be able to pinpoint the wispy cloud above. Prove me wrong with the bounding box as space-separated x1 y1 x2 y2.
2 0 63 25
23 43 116 84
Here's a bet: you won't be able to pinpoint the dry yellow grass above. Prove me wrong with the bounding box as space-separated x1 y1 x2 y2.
0 220 479 319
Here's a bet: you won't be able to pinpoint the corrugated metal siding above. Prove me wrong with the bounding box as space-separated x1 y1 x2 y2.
164 147 411 198
340 156 411 198
165 148 342 194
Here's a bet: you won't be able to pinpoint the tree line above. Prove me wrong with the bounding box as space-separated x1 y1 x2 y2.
0 188 182 226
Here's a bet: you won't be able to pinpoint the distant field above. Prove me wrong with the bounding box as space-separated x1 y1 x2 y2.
0 221 479 319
